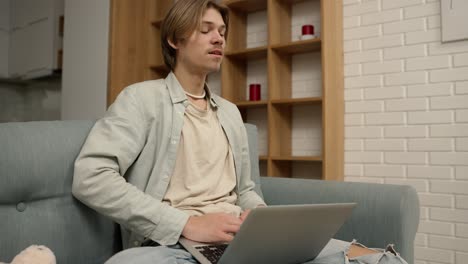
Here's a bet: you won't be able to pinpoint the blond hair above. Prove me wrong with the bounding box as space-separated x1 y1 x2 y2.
160 0 229 71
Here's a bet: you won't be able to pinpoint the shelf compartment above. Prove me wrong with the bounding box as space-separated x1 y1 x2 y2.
269 45 323 102
269 159 323 179
223 0 267 13
269 0 322 45
222 53 267 103
225 46 268 60
271 97 322 105
271 38 321 55
269 103 323 166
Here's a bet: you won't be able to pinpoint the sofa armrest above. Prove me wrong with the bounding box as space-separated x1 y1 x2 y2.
260 176 419 262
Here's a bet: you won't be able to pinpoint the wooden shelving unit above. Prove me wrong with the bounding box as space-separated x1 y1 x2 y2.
221 0 344 180
107 0 343 181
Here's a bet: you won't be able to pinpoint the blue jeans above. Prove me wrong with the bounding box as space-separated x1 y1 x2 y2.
307 239 408 264
105 239 408 264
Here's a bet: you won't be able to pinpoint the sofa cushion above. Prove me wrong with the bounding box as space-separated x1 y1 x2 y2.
0 121 121 264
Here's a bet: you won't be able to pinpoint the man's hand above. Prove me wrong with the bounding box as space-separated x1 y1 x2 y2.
240 204 266 222
182 213 242 243
239 209 251 222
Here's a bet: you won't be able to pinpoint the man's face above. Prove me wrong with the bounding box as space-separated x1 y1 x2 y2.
173 8 226 74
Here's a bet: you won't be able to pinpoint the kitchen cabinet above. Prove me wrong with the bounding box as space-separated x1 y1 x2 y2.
7 0 63 79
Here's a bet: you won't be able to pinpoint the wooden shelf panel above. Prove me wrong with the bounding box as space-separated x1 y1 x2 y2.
223 0 267 13
271 97 322 105
271 38 321 55
236 100 268 108
259 155 268 161
271 156 322 162
225 46 268 60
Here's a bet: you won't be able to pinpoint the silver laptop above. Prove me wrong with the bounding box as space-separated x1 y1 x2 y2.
179 203 356 264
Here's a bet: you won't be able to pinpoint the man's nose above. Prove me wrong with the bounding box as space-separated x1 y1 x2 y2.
212 32 224 45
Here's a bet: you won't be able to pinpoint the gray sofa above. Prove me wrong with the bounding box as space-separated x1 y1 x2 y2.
0 120 419 264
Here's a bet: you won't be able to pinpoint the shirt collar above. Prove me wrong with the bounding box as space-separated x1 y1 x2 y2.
165 71 218 109
204 82 219 109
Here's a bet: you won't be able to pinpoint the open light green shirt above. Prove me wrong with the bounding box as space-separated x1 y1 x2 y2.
72 72 265 249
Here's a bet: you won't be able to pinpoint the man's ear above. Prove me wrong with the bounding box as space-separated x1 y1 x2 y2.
168 38 178 50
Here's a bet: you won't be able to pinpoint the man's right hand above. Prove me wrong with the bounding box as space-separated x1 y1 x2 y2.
181 213 242 243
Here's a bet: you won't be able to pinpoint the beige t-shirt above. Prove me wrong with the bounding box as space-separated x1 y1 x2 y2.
162 102 242 217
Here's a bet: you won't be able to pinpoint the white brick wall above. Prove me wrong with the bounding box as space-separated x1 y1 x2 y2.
246 11 267 49
292 52 322 98
455 82 468 94
292 104 322 156
344 1 468 263
456 223 468 238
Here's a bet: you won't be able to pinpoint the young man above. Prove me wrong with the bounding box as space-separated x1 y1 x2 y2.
72 1 408 263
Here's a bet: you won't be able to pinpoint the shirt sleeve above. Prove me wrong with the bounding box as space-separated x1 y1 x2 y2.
72 86 189 246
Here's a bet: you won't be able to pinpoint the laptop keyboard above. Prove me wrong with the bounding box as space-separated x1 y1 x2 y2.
195 244 228 264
